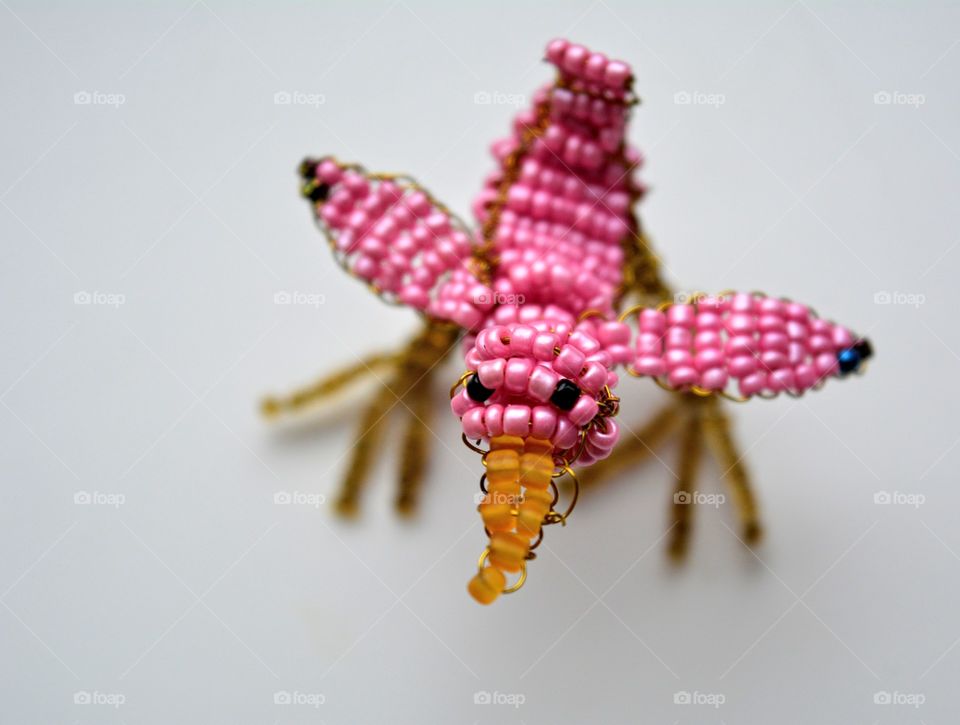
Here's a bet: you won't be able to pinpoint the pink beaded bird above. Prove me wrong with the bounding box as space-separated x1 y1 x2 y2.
264 39 873 605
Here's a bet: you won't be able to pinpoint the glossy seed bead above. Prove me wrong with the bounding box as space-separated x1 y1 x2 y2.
468 566 507 605
488 532 529 572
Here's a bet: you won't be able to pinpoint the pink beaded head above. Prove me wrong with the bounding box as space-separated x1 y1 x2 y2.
297 39 873 604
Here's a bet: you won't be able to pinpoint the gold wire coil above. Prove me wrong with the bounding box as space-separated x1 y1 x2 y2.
477 548 527 594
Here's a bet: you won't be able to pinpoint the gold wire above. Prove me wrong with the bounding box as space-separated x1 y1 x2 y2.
476 548 527 594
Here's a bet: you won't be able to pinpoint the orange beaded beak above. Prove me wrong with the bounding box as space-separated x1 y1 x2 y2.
467 434 557 604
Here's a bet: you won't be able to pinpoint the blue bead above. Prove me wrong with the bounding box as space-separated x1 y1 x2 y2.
837 348 861 375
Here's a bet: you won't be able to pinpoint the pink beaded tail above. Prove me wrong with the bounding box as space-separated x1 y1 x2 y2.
299 157 495 330
472 39 645 321
626 292 874 399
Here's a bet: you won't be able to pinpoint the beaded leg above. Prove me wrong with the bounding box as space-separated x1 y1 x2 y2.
668 401 705 560
702 399 762 544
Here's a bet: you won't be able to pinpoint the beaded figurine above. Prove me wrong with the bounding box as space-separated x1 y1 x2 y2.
263 39 873 604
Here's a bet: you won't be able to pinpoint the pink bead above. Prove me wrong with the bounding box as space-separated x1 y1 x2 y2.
761 332 789 353
700 368 729 391
785 302 810 322
553 417 579 449
567 329 601 355
533 332 560 361
759 350 788 371
633 355 666 377
696 311 722 330
758 314 786 333
568 395 599 426
665 349 693 369
726 334 758 356
584 52 608 82
398 285 429 309
667 304 696 328
786 320 809 341
665 327 692 349
554 345 587 378
726 313 757 335
563 44 588 74
730 292 756 313
589 418 619 449
808 335 832 355
638 309 666 333
530 406 558 439
477 327 511 358
317 159 343 184
504 358 534 393
728 355 757 378
578 361 608 394
739 373 767 397
545 39 569 65
668 366 699 389
795 363 817 390
815 352 838 377
767 368 795 393
597 321 630 347
462 408 486 439
694 330 723 350
450 390 472 416
527 365 560 402
695 348 724 372
484 404 504 437
477 358 506 389
832 325 854 348
509 325 536 355
502 405 531 436
603 60 631 89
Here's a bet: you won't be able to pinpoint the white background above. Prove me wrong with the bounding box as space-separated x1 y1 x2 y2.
1 2 958 723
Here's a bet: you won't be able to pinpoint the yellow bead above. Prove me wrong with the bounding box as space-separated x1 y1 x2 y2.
468 566 506 605
516 487 552 535
479 500 515 532
489 531 529 572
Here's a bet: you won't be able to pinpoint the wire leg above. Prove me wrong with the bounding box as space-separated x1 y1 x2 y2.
336 375 398 516
702 400 762 544
261 352 398 418
395 381 432 516
668 406 704 561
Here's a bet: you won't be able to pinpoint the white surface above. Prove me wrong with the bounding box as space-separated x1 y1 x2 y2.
1 2 958 723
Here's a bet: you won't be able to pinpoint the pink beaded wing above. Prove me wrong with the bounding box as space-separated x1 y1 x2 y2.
294 39 873 604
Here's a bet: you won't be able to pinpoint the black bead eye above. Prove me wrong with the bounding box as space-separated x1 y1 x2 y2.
550 379 581 411
836 347 861 375
303 181 330 202
299 160 318 180
853 338 873 361
466 373 495 402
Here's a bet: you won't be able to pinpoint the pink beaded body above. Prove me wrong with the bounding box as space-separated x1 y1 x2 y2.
302 39 868 466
